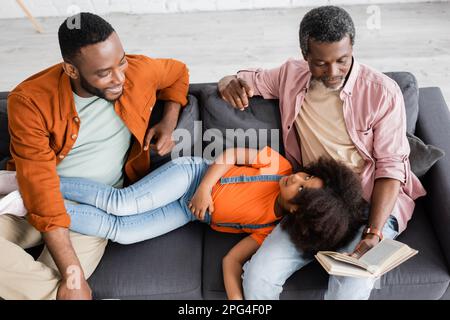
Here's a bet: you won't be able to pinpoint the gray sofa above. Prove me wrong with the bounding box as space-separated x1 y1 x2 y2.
0 71 449 300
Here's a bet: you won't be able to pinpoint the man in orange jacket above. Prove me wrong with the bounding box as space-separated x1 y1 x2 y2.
0 12 189 299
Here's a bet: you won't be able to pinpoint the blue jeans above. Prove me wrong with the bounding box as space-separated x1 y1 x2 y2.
60 157 210 244
242 215 399 300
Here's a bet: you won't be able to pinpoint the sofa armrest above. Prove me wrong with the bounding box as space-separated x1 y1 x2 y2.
415 87 450 267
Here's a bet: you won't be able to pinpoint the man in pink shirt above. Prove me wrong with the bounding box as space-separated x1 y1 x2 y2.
218 6 426 299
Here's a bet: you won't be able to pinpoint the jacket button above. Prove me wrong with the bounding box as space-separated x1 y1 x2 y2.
59 154 65 159
71 134 77 139
73 117 79 123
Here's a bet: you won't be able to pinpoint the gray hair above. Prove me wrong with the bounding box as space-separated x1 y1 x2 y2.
299 6 355 56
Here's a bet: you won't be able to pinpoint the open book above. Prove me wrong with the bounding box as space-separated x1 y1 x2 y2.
315 239 418 278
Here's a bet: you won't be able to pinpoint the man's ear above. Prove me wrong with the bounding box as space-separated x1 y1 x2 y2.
62 61 79 80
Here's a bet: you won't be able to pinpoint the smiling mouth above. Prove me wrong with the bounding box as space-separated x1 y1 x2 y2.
107 86 123 94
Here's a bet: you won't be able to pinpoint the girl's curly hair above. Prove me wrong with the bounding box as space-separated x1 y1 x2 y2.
281 157 368 254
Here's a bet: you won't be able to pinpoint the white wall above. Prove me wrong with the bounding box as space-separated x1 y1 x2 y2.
2 0 448 19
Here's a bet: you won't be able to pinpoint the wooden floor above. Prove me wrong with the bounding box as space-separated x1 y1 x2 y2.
0 2 449 106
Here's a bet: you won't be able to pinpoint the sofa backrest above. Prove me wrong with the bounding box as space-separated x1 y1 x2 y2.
189 72 419 160
0 92 10 163
189 83 285 159
0 71 420 164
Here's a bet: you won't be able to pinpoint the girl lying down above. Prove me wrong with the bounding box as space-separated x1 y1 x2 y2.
0 147 367 300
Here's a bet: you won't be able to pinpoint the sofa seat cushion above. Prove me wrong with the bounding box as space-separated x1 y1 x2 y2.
202 199 449 300
202 229 246 300
88 222 204 299
369 199 450 299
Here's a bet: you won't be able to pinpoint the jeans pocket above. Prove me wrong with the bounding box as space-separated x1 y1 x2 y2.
135 193 154 214
384 215 400 240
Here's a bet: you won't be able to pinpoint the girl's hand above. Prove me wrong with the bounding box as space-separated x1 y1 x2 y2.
188 186 214 221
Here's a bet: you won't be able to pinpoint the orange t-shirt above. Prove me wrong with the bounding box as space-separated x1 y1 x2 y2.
211 147 292 245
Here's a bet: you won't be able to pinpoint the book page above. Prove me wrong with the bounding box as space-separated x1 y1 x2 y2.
320 251 369 270
359 239 406 272
315 253 375 278
315 240 418 278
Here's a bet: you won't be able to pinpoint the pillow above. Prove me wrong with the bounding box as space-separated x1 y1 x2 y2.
0 157 9 170
0 94 10 160
384 72 419 135
192 84 284 160
407 132 445 177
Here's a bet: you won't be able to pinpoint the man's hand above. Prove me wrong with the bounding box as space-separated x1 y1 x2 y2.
144 122 175 156
188 185 214 221
350 234 380 259
57 277 92 300
144 100 180 155
349 178 401 259
218 75 254 111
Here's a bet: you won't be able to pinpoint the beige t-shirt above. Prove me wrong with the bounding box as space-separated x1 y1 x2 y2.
295 80 365 173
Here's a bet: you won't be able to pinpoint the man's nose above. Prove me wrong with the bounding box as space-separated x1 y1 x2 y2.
111 69 125 85
327 64 339 78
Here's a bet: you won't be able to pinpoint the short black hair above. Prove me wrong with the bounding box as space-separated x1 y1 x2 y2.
58 12 115 61
299 6 355 56
281 157 368 254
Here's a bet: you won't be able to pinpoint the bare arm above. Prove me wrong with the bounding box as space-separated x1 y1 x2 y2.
188 148 259 220
351 178 401 258
43 228 92 299
161 101 182 128
223 236 260 300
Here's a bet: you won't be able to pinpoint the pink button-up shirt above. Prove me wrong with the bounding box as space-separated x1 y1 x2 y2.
237 59 426 233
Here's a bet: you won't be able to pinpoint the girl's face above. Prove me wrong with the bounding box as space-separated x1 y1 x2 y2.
278 172 324 212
